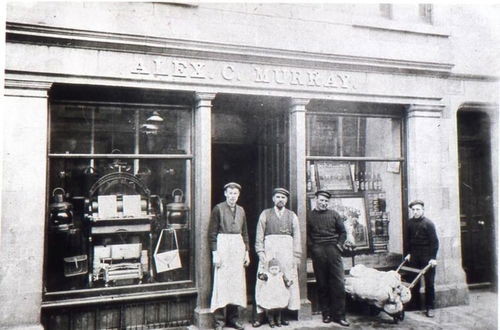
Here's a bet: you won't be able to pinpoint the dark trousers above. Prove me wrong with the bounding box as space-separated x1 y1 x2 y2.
311 243 346 319
408 254 436 310
214 304 240 327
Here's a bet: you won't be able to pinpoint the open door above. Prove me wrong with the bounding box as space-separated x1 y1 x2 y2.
256 111 290 212
211 94 289 303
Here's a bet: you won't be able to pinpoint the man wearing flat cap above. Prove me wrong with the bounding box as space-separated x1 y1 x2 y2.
253 188 301 327
209 182 250 330
404 200 439 318
307 190 351 327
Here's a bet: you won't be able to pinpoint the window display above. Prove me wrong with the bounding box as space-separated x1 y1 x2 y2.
46 103 193 295
306 109 404 255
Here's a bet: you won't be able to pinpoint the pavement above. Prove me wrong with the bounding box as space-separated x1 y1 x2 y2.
193 288 498 330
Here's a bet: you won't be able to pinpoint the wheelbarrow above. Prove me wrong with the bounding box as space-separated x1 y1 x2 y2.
345 248 434 324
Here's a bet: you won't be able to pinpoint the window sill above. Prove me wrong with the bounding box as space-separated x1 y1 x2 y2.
42 284 197 308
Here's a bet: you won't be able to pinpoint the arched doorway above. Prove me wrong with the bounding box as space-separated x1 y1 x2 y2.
457 108 495 286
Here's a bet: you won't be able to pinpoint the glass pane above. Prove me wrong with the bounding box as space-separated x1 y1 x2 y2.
359 161 403 255
47 156 192 291
50 104 93 154
94 107 136 154
50 105 192 155
307 114 402 158
341 117 366 157
307 115 340 156
49 158 98 199
307 160 403 255
139 109 192 155
364 117 402 158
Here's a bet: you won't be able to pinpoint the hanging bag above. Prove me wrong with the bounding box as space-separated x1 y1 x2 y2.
154 229 182 273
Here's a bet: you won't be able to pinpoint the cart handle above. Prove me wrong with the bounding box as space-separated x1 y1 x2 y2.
408 263 433 289
395 255 410 272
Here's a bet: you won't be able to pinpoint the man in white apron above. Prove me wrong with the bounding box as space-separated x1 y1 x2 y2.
209 182 250 330
253 188 301 328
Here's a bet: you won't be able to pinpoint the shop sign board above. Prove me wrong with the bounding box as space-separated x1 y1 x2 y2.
129 56 361 91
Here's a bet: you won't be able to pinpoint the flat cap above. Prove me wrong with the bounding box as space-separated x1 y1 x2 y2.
273 187 290 197
408 200 424 208
315 190 331 199
224 182 242 191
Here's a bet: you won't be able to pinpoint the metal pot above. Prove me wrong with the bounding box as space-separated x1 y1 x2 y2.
166 189 189 228
49 188 73 227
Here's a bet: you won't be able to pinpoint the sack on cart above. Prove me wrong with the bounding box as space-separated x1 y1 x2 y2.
345 264 411 310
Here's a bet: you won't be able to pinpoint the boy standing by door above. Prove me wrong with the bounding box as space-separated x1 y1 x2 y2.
209 182 250 330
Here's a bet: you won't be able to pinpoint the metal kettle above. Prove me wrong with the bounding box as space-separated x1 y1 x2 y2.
49 188 73 228
166 189 189 229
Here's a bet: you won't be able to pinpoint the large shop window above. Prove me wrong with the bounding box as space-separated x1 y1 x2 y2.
306 104 404 255
46 98 194 300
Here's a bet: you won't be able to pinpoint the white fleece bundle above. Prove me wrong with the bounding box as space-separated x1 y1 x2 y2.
345 264 411 312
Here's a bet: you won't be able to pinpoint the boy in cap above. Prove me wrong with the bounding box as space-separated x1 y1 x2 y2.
209 182 250 330
307 190 351 327
404 200 439 317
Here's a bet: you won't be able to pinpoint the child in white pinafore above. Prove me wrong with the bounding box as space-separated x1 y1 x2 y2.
256 258 293 328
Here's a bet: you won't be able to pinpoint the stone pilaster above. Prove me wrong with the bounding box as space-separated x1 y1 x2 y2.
0 79 52 330
193 92 216 329
288 98 312 320
406 104 469 307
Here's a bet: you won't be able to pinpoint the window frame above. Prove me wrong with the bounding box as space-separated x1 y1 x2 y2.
379 3 393 19
306 110 405 163
305 108 407 256
43 99 196 305
419 4 434 25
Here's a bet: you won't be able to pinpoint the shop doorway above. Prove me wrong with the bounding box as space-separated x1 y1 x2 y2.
457 110 495 285
211 94 289 301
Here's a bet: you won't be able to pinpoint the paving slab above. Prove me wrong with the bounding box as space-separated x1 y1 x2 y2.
190 289 497 330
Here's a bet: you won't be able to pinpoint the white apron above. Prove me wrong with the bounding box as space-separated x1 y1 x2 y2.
210 233 247 312
255 235 300 312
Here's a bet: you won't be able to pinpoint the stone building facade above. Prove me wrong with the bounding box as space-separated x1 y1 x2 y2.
2 3 498 329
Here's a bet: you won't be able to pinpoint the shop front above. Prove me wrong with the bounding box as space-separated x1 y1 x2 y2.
3 11 496 329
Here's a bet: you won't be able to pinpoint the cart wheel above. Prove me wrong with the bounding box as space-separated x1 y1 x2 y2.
399 311 405 321
393 316 399 324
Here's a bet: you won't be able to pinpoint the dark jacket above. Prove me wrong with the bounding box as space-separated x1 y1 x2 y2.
405 216 439 258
